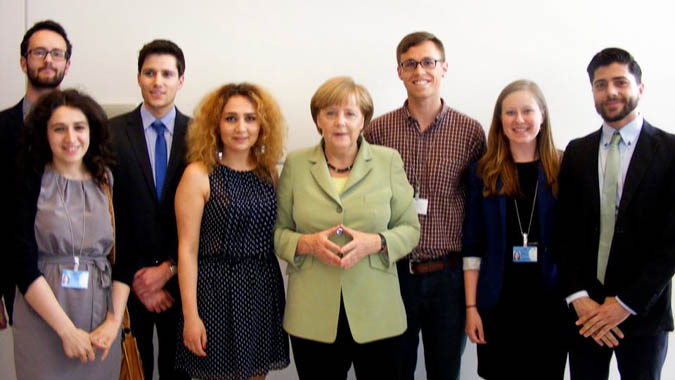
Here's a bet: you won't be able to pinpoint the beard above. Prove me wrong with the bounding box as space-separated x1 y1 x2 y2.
595 95 639 123
26 63 65 89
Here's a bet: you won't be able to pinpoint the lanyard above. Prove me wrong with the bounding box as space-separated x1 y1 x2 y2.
55 177 86 271
514 180 539 247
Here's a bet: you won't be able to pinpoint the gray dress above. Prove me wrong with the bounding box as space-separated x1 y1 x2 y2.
13 167 121 380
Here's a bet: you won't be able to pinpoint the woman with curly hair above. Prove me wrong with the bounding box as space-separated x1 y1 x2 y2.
12 89 130 379
174 83 289 380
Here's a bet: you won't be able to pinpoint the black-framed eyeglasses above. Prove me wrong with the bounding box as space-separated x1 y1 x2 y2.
26 48 68 61
400 58 443 72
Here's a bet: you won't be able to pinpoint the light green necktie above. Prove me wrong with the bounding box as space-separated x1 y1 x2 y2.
597 132 622 284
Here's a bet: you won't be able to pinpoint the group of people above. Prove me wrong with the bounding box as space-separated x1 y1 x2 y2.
0 19 673 380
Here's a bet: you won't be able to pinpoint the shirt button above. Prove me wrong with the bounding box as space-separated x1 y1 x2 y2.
336 205 343 213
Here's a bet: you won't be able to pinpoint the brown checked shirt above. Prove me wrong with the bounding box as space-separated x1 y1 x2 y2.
364 100 486 261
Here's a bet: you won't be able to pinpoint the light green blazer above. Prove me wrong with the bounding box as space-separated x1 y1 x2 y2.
274 137 420 343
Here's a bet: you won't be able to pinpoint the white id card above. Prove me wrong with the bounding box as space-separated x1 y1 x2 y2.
61 269 89 289
512 245 538 263
414 198 428 215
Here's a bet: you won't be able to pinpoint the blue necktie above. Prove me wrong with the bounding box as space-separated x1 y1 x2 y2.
151 120 167 200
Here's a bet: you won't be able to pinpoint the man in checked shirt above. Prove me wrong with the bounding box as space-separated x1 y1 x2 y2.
364 31 486 380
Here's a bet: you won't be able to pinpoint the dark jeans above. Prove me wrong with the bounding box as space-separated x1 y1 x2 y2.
569 328 668 380
291 299 402 380
128 294 190 380
397 260 467 380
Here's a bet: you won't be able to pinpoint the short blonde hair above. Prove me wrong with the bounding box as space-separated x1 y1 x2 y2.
310 76 374 134
186 83 286 181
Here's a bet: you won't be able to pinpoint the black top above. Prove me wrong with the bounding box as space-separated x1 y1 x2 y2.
503 161 542 299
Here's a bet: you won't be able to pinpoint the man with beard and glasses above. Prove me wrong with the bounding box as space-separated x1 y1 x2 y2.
557 47 675 380
0 19 72 327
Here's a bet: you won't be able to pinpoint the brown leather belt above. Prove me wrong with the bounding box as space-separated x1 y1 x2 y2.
407 254 461 275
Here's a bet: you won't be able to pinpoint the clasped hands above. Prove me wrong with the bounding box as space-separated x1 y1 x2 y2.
297 224 382 269
572 296 630 348
60 313 122 363
133 263 175 313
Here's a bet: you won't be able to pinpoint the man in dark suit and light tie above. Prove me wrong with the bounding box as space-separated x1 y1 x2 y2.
558 47 675 380
0 20 72 326
109 39 189 380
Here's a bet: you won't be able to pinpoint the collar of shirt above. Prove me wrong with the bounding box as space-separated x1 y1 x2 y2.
600 113 643 148
22 97 33 119
140 104 176 136
402 98 449 132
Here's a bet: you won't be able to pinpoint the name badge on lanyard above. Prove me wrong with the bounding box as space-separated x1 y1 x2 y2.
61 257 89 289
413 182 428 215
513 236 538 263
513 181 539 263
414 197 428 215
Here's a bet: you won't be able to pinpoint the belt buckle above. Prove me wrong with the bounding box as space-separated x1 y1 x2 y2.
409 260 415 275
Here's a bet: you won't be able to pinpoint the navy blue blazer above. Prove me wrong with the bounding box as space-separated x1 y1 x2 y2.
462 161 558 310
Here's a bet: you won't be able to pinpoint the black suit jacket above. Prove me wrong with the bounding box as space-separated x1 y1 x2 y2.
557 120 675 336
0 99 24 324
109 105 189 297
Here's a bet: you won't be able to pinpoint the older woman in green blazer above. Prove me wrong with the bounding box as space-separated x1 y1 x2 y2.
275 76 420 379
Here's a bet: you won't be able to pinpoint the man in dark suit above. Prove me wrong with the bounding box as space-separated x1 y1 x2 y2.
109 39 189 380
0 20 72 326
558 47 675 380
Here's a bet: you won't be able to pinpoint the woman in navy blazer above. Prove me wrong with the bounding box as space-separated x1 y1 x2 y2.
462 80 567 379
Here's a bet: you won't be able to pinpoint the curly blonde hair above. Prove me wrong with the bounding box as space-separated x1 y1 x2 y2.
186 83 286 181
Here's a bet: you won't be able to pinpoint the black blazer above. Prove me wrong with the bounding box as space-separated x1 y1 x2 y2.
557 121 675 336
0 99 25 323
109 105 189 296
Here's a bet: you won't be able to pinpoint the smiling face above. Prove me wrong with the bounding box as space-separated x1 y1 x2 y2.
21 30 70 90
592 62 644 129
219 95 260 159
316 94 364 154
397 40 447 102
137 53 184 118
501 90 544 152
47 106 90 170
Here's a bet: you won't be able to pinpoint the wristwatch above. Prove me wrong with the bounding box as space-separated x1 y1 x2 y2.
378 233 387 253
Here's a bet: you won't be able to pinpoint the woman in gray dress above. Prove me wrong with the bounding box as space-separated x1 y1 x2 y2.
12 89 131 379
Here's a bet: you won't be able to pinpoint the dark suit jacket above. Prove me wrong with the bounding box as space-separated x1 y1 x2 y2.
109 105 189 297
557 121 675 336
462 162 558 310
0 99 24 323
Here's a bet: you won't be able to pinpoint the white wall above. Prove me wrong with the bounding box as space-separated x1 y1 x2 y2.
1 1 674 379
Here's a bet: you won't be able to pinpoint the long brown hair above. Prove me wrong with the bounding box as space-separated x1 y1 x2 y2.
477 80 559 197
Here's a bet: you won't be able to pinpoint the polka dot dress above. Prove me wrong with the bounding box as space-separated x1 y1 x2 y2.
175 165 289 380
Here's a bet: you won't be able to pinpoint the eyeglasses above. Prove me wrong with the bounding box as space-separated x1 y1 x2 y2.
26 48 68 61
399 58 443 72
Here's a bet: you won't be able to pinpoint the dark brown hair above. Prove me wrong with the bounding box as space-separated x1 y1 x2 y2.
396 31 445 63
22 89 114 186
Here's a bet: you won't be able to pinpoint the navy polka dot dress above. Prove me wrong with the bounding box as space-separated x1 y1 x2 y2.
175 165 289 380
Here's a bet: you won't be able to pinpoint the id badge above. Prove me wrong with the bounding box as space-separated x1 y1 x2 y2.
414 197 428 215
512 245 538 263
61 269 89 289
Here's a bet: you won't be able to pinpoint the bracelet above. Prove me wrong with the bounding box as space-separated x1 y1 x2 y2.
466 304 477 309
